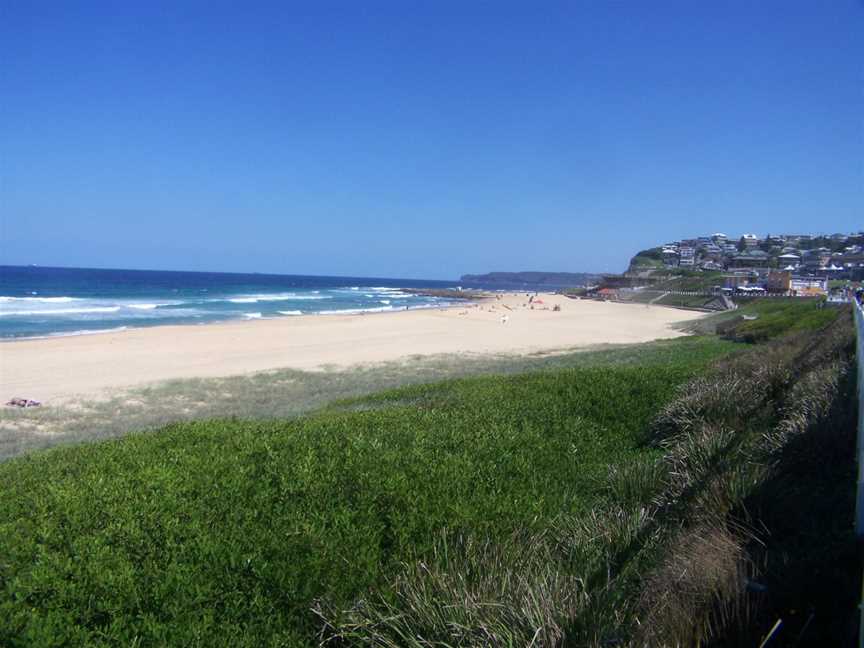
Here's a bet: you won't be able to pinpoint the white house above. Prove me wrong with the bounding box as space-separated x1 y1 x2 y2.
678 246 696 267
742 234 760 248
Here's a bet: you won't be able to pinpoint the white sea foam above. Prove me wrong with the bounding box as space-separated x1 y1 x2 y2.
123 307 201 319
227 293 331 304
0 306 122 317
379 299 391 305
0 296 78 303
270 295 331 301
277 310 303 316
127 303 173 310
10 326 130 341
368 287 412 297
242 312 263 319
322 306 397 315
48 326 129 337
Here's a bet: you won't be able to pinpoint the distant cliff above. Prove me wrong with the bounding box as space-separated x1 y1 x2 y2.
459 271 600 288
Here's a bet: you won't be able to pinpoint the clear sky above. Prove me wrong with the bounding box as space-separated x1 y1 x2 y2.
2 1 862 279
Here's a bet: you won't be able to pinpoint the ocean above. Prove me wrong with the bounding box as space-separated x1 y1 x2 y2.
0 266 468 339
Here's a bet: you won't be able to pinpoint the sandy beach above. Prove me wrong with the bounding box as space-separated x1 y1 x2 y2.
0 293 703 403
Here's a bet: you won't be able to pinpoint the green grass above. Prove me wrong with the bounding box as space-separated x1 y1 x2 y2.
730 299 838 342
654 293 712 308
624 292 714 308
651 271 724 292
616 291 711 308
629 255 664 269
680 298 840 342
0 338 732 462
0 337 736 646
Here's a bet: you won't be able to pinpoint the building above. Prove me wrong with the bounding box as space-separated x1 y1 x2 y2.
678 246 696 267
777 253 800 267
790 276 827 295
801 250 830 269
742 234 760 248
661 246 679 267
724 272 757 289
731 250 770 267
767 270 792 292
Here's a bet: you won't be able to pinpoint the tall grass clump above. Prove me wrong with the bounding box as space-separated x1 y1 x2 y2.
316 504 664 648
635 308 857 646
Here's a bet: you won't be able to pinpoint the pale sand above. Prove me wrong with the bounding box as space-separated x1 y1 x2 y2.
0 294 703 403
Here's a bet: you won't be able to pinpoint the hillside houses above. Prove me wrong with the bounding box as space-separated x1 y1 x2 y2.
643 231 864 282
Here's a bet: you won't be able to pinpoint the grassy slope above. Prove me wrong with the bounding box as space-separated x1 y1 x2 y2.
0 338 726 461
621 292 712 308
654 293 713 308
651 271 724 292
639 309 857 645
0 337 735 646
681 298 838 342
629 255 664 270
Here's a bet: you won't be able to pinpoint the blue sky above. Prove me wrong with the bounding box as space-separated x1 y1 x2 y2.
2 1 862 278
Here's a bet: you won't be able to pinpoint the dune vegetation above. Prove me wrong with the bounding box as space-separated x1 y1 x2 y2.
0 304 857 646
680 296 839 342
0 338 728 461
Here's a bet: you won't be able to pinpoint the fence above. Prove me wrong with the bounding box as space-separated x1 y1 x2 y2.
616 288 824 299
856 298 864 538
854 299 864 648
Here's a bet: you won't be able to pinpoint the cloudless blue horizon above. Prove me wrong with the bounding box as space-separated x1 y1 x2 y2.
2 1 862 278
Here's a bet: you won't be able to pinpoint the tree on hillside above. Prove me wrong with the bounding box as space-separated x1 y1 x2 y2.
634 247 663 261
737 236 747 252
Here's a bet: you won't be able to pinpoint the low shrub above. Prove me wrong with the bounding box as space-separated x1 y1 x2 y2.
0 342 729 646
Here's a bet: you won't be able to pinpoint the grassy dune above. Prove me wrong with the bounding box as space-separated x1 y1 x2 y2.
0 303 856 646
0 338 726 461
0 338 733 646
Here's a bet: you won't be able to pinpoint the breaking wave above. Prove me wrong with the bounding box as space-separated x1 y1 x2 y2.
0 306 122 317
0 296 78 303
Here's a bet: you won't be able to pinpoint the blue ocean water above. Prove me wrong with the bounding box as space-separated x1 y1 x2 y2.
0 266 466 339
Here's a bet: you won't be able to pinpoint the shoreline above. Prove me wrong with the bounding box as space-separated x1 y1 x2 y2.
0 293 704 403
0 301 465 343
